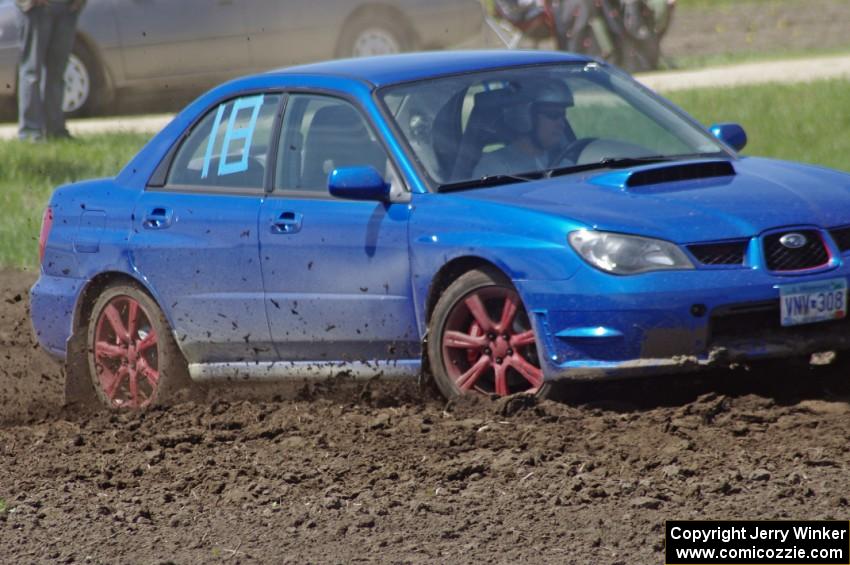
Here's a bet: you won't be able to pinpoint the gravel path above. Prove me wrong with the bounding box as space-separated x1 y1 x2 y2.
639 53 850 92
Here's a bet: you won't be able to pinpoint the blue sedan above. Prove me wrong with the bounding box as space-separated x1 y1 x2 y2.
31 51 850 408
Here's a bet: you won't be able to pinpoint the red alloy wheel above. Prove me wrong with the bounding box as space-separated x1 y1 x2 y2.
440 286 543 396
92 295 160 408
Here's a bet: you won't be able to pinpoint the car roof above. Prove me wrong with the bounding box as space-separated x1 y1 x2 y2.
266 50 593 88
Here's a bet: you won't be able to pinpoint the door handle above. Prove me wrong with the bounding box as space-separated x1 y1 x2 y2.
142 207 174 230
270 211 303 234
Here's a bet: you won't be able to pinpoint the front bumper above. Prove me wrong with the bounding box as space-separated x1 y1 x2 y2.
517 264 850 381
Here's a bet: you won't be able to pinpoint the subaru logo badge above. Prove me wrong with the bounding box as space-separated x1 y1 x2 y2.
779 233 807 249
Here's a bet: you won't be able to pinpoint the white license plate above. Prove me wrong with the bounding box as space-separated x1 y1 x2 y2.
780 278 847 327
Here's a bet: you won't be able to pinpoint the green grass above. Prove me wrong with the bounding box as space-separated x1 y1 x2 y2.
0 133 150 269
666 78 850 173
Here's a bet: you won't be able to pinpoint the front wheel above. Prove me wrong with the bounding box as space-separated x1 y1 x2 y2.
428 268 549 399
86 284 193 409
336 11 413 58
63 40 106 117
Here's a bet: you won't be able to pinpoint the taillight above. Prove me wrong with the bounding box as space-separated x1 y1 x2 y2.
38 206 53 264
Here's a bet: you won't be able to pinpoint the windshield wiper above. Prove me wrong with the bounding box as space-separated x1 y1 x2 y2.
437 152 727 191
545 155 673 178
544 152 726 179
437 171 542 193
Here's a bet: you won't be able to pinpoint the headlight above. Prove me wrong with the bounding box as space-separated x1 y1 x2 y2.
568 230 694 275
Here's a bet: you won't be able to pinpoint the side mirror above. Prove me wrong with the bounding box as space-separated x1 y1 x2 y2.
328 166 390 202
709 123 748 152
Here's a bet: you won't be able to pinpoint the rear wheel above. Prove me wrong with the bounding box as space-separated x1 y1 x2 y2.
428 268 549 399
86 284 192 409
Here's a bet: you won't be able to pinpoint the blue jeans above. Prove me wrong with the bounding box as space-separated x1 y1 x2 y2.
17 3 80 139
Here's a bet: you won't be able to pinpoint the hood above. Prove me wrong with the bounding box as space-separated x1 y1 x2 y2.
455 157 850 243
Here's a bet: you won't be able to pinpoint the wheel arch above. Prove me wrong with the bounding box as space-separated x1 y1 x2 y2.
335 3 420 56
72 30 115 110
424 256 511 326
73 271 162 333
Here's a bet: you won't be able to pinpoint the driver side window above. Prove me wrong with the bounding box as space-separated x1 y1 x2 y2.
275 95 391 193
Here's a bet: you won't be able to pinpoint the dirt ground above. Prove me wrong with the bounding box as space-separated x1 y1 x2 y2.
665 0 850 62
2 3 850 563
3 270 850 564
492 0 850 67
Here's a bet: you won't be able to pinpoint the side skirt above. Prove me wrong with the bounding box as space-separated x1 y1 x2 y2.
188 359 422 383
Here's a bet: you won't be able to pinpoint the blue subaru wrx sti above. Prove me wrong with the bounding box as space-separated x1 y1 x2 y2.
31 51 850 408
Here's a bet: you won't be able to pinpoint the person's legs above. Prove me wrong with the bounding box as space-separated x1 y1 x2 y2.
44 3 79 138
17 6 54 140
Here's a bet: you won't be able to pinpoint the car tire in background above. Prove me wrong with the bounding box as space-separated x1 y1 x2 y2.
336 9 415 58
62 39 106 117
86 284 196 409
427 268 550 399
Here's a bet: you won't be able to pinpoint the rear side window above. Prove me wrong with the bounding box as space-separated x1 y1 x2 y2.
168 94 281 190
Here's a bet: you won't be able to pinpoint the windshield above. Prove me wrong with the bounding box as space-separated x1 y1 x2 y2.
379 63 729 190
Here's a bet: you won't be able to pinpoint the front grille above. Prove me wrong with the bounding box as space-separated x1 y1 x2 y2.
829 226 850 252
763 230 828 271
710 301 781 339
710 300 850 343
687 240 748 266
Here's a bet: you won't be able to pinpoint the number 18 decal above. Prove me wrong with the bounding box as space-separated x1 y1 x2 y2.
201 94 265 179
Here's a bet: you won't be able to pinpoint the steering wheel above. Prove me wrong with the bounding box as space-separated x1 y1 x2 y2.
549 137 598 168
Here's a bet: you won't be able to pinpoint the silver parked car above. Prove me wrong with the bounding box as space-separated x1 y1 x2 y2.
0 0 484 115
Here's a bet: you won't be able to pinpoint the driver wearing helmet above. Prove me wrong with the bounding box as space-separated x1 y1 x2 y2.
473 79 575 177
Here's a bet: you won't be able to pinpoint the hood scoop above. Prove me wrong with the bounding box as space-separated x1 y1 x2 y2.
628 160 736 187
590 160 737 190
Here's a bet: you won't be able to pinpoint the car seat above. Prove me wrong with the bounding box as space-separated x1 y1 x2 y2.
300 104 386 190
449 88 518 180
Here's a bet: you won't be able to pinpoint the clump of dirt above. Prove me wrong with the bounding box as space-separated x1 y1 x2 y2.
0 269 64 424
2 270 850 564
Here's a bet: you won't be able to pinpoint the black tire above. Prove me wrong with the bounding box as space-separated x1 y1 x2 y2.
86 284 195 409
64 38 107 117
336 10 414 58
427 268 551 400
